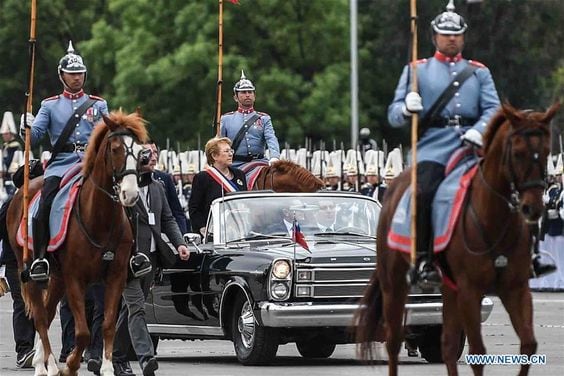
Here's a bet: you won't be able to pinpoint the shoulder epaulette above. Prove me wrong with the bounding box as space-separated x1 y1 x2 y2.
7 140 21 148
411 58 428 66
223 111 235 115
469 60 486 68
43 95 59 102
89 95 105 101
257 111 269 116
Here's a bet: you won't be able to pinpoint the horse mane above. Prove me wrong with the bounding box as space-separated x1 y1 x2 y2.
82 110 149 177
482 107 508 154
272 160 324 191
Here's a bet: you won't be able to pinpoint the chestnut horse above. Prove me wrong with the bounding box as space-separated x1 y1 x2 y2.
252 160 324 192
355 102 560 376
7 111 148 376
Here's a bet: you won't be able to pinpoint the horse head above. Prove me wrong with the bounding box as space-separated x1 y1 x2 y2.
84 110 148 207
486 102 560 222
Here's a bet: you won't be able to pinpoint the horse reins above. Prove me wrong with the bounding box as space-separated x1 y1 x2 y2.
461 123 547 257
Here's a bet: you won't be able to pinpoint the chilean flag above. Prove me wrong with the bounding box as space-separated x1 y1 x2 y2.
292 221 310 251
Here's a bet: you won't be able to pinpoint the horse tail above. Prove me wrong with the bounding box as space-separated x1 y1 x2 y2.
354 269 383 362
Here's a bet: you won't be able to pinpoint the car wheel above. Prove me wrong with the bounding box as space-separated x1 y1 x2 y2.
296 339 336 358
231 293 279 365
419 326 465 363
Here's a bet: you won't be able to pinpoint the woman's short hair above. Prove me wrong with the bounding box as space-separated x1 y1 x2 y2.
205 137 232 165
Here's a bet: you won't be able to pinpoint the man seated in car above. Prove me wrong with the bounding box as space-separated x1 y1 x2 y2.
314 200 339 233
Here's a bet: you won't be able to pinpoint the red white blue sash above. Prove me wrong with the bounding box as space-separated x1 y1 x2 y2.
205 166 239 193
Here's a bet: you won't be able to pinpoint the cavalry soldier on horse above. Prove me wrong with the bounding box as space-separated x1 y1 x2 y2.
387 1 502 287
20 41 150 281
220 70 280 168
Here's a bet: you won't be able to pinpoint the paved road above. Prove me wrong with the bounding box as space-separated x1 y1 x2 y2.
1 292 563 375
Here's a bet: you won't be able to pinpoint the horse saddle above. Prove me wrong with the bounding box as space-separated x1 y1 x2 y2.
16 164 84 252
240 160 268 190
387 147 480 254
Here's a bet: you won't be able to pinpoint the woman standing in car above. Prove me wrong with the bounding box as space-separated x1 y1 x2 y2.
189 137 247 235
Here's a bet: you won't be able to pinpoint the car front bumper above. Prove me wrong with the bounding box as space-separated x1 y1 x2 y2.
258 297 494 327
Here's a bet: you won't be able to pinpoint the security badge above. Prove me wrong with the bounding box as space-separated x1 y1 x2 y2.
148 212 156 225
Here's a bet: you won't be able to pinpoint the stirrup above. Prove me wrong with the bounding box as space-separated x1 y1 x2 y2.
130 253 152 278
417 260 442 289
29 259 50 282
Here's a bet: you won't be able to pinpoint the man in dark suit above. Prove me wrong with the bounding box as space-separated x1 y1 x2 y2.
112 144 190 376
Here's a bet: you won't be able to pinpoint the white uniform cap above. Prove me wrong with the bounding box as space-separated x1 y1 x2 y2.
0 112 17 134
327 150 344 177
344 149 365 175
158 149 178 173
546 154 556 176
383 147 403 179
280 149 296 161
364 150 385 176
555 154 563 175
311 150 330 177
294 148 307 168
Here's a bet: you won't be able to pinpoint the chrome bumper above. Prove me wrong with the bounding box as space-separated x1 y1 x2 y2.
258 297 494 327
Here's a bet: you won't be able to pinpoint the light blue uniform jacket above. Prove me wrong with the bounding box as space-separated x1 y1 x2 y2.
220 109 280 167
31 90 109 178
388 52 500 165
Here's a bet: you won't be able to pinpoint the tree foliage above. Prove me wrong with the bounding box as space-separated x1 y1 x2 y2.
0 0 562 150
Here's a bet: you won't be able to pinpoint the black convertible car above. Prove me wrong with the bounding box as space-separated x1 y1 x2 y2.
145 191 493 365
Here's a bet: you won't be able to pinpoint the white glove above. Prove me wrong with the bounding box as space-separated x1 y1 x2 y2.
461 128 483 148
19 112 34 138
402 92 423 116
268 157 279 166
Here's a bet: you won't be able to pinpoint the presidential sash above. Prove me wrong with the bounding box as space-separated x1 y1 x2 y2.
205 166 240 193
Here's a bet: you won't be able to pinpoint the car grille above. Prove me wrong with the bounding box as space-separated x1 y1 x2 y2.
294 263 374 299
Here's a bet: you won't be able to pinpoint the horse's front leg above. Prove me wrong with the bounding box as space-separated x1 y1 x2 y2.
441 286 463 376
498 285 536 376
99 267 128 376
60 282 89 376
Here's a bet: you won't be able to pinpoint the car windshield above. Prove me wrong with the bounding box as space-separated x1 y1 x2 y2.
212 195 380 244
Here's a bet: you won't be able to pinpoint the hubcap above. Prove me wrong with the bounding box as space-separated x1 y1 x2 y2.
237 300 255 348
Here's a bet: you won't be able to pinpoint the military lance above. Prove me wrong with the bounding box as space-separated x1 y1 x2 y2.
409 0 419 269
22 0 37 270
559 134 563 186
176 141 184 186
214 1 226 136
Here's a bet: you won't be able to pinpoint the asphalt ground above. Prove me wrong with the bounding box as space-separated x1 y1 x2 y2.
0 292 563 376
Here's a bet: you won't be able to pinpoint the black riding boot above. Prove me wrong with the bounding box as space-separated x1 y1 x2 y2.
530 223 557 278
29 217 50 282
408 162 444 289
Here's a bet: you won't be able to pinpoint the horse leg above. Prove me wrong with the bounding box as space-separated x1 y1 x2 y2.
442 287 463 376
498 286 536 376
44 277 65 376
99 271 127 376
457 285 486 376
60 282 89 376
382 287 408 376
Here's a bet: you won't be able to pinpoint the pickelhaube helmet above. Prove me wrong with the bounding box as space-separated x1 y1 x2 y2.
233 70 255 93
58 41 87 88
431 0 468 35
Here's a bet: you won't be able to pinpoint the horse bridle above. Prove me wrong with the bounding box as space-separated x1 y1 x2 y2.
94 129 142 202
502 126 548 210
463 123 548 256
75 129 142 250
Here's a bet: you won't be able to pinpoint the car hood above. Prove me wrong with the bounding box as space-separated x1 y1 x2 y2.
250 241 376 263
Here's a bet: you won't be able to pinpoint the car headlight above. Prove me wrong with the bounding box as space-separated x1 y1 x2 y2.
272 260 291 279
271 282 289 299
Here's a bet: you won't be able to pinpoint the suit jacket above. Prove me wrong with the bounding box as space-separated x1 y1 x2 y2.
135 179 186 268
152 170 188 233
